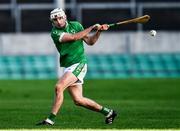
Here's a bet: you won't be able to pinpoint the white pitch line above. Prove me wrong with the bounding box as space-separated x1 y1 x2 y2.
1 129 180 131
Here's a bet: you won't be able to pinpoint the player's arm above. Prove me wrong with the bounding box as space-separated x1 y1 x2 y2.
83 30 102 46
83 24 109 46
60 24 98 43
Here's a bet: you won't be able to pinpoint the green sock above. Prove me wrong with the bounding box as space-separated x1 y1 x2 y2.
48 113 56 121
100 107 111 116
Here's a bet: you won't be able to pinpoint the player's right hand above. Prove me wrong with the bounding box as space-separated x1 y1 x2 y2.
99 24 109 31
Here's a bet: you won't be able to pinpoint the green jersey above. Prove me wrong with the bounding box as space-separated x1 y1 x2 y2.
51 21 87 67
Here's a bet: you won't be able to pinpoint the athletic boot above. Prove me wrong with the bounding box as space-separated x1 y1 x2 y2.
36 118 54 126
105 110 117 124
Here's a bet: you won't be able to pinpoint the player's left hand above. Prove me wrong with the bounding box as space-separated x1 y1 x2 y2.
93 24 102 30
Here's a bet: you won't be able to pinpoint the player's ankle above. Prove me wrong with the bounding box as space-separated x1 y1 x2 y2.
48 113 56 122
100 107 112 116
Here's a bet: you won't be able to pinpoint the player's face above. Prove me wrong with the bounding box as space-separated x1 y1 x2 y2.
52 16 66 28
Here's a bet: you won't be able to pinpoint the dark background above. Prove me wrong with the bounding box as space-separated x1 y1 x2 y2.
1 0 180 32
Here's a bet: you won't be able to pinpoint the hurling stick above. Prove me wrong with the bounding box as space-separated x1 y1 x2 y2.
109 15 150 27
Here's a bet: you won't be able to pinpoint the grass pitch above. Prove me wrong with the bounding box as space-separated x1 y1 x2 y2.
0 79 180 129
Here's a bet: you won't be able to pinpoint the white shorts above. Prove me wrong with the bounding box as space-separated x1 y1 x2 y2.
63 63 87 85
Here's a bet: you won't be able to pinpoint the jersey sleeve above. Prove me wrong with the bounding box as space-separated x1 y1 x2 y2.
77 22 84 32
51 29 65 43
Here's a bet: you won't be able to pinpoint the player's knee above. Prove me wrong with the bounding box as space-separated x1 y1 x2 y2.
55 84 64 95
74 98 84 106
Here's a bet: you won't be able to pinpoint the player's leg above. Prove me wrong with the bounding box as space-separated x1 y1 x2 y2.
36 71 78 126
68 85 117 124
68 84 102 111
51 71 78 115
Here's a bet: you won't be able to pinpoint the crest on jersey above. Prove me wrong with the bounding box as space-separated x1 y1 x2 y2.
71 30 76 34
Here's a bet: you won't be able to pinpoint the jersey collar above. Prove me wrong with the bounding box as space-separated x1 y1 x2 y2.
65 21 68 28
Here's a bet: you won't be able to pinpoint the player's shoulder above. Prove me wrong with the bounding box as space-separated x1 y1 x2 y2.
68 21 82 27
51 26 59 32
51 27 62 36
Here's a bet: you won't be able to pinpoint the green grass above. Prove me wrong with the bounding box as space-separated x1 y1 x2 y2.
0 79 180 129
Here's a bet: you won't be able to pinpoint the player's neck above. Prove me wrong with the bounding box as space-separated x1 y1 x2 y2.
54 21 68 29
